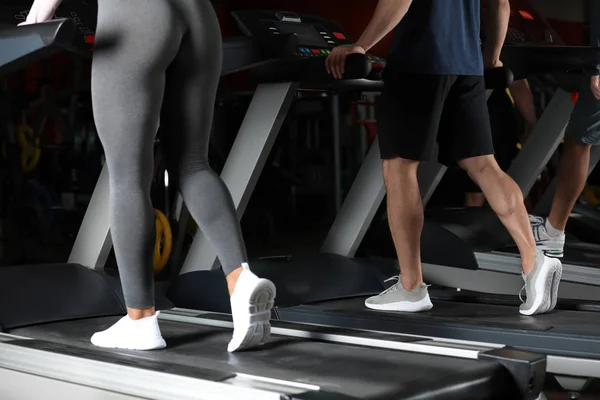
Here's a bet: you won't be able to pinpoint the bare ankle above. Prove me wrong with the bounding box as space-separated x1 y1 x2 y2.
400 276 423 291
226 266 244 296
127 307 156 320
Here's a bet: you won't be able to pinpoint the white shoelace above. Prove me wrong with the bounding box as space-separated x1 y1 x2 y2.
379 276 431 295
529 215 546 241
379 276 401 295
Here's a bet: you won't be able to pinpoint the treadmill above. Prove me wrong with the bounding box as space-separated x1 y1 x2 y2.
0 17 546 400
162 6 600 395
294 18 600 386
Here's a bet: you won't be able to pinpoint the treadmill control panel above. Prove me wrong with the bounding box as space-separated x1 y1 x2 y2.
232 10 386 80
482 1 564 45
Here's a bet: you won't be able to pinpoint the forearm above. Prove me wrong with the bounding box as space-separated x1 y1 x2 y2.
483 0 510 65
510 79 536 126
356 0 413 51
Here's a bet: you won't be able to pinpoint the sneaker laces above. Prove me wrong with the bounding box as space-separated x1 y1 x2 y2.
530 217 548 241
529 215 544 225
519 274 527 303
519 285 526 303
380 276 430 295
380 276 400 295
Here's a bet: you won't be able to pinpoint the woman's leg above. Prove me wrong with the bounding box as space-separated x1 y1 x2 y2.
89 0 183 349
161 0 275 352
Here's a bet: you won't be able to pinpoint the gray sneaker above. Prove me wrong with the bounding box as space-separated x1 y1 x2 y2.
365 276 433 312
519 251 562 316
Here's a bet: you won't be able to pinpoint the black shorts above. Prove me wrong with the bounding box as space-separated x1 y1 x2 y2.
377 73 495 165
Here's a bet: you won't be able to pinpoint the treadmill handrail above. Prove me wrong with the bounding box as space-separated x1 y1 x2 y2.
0 19 79 78
0 18 76 47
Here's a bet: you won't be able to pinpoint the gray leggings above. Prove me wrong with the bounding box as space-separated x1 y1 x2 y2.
92 0 247 309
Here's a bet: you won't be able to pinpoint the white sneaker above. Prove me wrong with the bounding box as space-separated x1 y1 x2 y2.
228 263 276 352
530 215 565 258
91 312 166 350
519 251 563 315
365 276 433 312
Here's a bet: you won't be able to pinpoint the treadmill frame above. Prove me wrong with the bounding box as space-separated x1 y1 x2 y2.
0 310 546 400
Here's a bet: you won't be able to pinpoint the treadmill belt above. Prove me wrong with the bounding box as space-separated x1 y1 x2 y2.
10 316 514 400
313 296 553 331
277 297 600 359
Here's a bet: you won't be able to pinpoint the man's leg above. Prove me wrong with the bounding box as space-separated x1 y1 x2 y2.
548 138 592 230
382 158 423 291
364 73 453 312
531 76 600 258
459 155 535 273
443 76 561 315
464 192 486 207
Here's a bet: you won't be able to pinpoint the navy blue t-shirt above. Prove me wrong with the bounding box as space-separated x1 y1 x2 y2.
386 0 483 76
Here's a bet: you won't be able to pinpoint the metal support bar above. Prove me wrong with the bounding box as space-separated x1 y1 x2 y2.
169 194 191 281
68 164 112 270
331 93 342 212
321 138 385 256
180 82 297 274
535 145 600 215
507 89 574 196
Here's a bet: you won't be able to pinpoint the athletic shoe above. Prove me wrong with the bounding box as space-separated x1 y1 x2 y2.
227 263 276 352
530 215 566 258
365 276 433 312
519 251 562 315
91 312 167 350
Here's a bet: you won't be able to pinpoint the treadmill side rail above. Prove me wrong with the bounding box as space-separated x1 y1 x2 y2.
479 347 546 400
0 339 286 400
68 164 112 269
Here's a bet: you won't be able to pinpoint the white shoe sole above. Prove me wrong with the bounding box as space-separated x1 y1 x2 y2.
519 261 561 316
91 335 167 351
365 295 433 313
228 279 276 352
547 260 563 313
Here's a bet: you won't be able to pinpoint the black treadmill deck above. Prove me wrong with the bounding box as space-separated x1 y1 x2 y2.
277 296 600 360
10 316 518 400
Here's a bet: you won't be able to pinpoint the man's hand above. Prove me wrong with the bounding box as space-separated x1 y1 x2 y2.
326 44 366 79
591 75 600 100
18 0 62 26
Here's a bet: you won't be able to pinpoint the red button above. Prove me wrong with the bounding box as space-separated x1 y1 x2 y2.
311 49 321 54
85 35 95 44
333 32 346 40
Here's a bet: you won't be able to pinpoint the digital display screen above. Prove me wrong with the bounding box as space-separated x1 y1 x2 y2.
273 21 328 47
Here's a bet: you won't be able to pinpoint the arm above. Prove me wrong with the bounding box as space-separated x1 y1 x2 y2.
483 0 510 68
20 0 63 25
510 79 537 141
355 0 414 52
326 0 413 79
